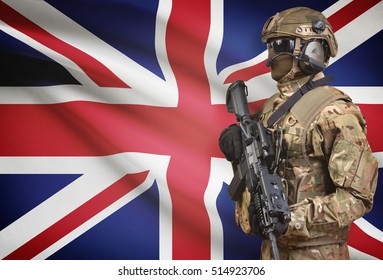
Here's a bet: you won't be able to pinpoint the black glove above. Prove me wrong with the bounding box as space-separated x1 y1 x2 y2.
218 124 243 162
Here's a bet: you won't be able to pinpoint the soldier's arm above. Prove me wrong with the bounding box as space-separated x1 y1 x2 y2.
284 100 378 238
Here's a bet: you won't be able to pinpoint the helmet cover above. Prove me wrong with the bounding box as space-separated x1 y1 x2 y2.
262 7 338 57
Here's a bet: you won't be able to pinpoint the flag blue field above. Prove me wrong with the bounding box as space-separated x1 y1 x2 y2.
0 0 382 260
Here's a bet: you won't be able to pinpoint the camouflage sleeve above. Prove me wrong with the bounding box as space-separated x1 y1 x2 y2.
285 100 378 238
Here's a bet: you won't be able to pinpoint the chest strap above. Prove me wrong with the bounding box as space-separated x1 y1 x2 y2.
267 75 333 128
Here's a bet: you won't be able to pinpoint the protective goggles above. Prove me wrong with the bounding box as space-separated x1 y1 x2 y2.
267 38 295 53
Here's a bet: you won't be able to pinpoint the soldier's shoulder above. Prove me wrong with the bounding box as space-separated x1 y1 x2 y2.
319 86 361 117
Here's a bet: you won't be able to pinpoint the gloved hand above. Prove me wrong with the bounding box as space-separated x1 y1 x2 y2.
218 124 243 162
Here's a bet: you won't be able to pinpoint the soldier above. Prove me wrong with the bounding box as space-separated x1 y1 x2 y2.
219 7 378 260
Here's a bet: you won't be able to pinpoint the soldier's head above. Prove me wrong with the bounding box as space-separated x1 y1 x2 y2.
262 7 337 83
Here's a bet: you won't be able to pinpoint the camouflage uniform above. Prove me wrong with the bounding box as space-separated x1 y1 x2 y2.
257 73 378 259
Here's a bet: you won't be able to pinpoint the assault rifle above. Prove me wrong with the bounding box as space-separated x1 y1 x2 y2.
226 80 291 260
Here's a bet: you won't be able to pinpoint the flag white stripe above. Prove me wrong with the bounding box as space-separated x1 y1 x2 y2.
339 87 383 104
1 84 382 106
349 246 377 260
374 152 383 168
205 158 234 260
154 0 178 106
205 0 225 104
322 0 353 17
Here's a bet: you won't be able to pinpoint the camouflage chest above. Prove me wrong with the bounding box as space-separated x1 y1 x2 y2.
263 86 351 204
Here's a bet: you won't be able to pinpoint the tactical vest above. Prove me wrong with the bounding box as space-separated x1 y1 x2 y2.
235 85 352 247
262 85 352 204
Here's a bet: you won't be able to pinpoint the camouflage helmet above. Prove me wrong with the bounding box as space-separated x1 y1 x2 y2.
262 7 338 58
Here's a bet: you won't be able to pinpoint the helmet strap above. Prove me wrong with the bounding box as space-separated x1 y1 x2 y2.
278 37 302 83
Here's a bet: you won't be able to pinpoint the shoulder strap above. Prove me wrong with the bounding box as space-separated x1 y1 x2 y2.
290 86 352 129
267 75 333 128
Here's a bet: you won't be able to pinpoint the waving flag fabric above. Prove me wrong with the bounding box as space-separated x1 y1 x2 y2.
0 0 382 260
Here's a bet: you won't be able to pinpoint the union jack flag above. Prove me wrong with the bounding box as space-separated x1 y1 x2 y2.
0 0 382 260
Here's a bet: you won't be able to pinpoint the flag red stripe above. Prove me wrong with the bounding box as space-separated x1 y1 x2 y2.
225 0 380 84
0 2 129 88
0 102 230 157
2 103 380 156
3 171 149 260
349 222 383 259
327 0 381 32
165 0 213 259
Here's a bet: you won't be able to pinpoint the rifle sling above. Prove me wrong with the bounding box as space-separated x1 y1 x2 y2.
267 75 333 128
